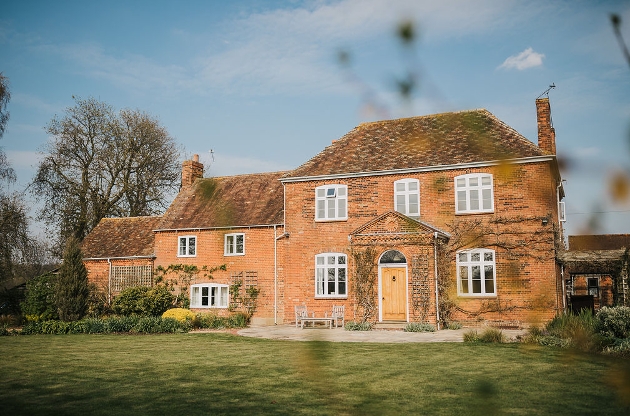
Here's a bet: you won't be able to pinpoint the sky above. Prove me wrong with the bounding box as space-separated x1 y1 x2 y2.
1 0 630 239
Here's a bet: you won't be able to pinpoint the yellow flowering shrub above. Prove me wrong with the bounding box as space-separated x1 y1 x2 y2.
162 308 195 323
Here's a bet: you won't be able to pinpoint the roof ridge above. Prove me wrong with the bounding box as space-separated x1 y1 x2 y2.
355 108 489 128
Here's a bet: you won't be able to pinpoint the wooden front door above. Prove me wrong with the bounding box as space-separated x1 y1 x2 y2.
382 267 407 321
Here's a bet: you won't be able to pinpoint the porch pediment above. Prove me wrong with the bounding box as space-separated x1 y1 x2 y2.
350 211 449 240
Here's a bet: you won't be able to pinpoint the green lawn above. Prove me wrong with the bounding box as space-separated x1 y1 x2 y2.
1 333 628 415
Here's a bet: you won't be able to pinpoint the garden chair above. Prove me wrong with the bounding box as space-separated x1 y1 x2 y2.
295 305 308 328
331 305 345 328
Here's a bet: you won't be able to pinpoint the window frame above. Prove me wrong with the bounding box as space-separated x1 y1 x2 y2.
394 178 420 219
224 233 245 256
457 248 497 297
455 173 494 214
178 235 197 257
315 253 348 299
315 184 348 221
190 284 229 308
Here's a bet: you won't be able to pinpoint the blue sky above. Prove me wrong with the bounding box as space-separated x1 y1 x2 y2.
1 0 629 237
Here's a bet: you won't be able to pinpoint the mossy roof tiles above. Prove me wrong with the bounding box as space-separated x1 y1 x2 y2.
82 216 161 258
156 171 287 230
284 109 544 179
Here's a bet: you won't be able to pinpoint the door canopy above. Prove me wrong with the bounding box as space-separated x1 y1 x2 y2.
379 250 406 264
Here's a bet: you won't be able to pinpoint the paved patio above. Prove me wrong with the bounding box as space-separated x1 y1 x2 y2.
237 325 528 343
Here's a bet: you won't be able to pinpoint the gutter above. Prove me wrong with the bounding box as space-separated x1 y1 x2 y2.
153 223 284 233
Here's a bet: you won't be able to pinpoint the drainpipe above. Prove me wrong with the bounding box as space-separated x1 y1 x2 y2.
274 225 278 325
107 258 112 304
434 232 440 330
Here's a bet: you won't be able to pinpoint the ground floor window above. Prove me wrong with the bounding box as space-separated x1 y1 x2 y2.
457 249 496 296
315 253 347 298
190 284 229 308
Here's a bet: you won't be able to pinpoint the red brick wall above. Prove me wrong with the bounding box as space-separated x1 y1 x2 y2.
84 257 154 302
282 161 562 327
154 226 284 323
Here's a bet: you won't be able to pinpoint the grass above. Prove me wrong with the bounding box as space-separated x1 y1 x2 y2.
1 333 629 415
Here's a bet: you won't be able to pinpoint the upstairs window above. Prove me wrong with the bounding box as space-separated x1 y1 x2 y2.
224 233 245 256
178 235 196 257
455 173 494 214
315 253 347 298
190 284 229 308
394 178 420 219
315 185 348 221
457 249 496 297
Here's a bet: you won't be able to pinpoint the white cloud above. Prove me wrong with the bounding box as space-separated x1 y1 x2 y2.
574 146 601 158
4 150 42 170
498 47 545 70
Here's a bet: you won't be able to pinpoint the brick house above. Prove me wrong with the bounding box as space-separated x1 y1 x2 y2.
83 98 566 328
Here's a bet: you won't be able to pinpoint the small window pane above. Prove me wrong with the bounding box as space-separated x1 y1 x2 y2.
482 189 492 210
470 190 479 210
338 281 346 295
408 181 418 191
396 195 406 212
317 200 325 218
484 252 493 261
337 198 346 217
337 187 346 197
328 256 336 265
482 176 491 186
396 182 406 191
327 200 336 218
317 188 325 197
471 253 480 261
469 177 478 186
326 187 336 197
338 256 346 265
456 178 466 188
459 253 468 262
457 191 467 211
460 267 469 293
220 287 228 307
316 256 325 265
409 194 419 215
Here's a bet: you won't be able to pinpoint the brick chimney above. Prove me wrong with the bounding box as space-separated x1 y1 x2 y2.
181 154 204 189
536 97 556 155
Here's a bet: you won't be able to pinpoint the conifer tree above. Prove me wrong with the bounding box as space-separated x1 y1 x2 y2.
55 237 89 321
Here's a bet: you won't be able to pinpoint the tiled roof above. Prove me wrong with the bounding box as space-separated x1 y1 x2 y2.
285 110 545 179
157 171 287 230
82 216 161 258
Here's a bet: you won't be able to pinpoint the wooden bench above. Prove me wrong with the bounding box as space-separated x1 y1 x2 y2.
300 316 334 329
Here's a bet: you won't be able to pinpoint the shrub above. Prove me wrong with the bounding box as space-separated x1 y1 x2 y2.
111 286 150 316
602 338 630 357
463 328 505 343
545 310 595 340
344 321 373 331
19 316 190 335
595 306 630 339
21 272 58 322
445 321 462 330
111 286 176 317
193 312 249 329
404 322 436 332
140 286 175 316
162 308 196 323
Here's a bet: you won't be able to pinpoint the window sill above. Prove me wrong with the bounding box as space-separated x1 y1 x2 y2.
314 218 348 222
457 294 497 298
224 253 245 257
455 211 494 215
177 255 197 258
315 295 348 299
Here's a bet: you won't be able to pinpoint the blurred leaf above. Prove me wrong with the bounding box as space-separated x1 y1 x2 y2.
609 170 630 202
397 20 416 45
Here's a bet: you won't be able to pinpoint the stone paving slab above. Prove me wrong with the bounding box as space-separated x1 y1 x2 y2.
237 325 527 343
